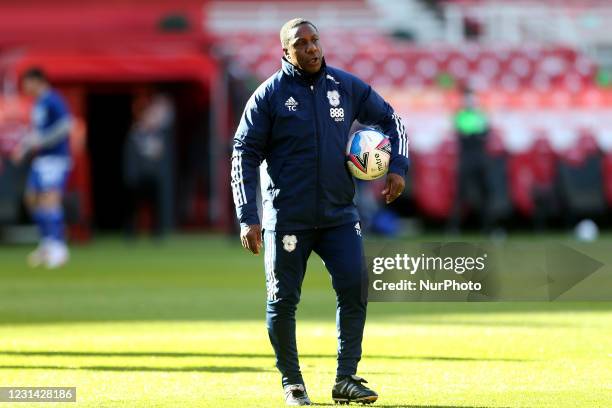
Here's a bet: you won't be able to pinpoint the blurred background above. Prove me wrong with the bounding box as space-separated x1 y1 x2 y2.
2 3 612 406
2 0 612 242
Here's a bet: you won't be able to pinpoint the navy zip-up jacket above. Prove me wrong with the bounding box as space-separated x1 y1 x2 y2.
231 58 409 231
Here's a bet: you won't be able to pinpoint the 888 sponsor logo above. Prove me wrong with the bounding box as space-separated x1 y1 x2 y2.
329 107 344 122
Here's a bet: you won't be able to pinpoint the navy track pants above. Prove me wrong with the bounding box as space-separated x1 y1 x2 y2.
263 222 367 387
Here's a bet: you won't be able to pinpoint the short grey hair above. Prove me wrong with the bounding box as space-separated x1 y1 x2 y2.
280 18 318 48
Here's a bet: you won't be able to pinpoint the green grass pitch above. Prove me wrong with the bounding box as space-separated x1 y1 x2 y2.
1 235 611 407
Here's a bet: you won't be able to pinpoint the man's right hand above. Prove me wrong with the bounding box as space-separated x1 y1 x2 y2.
240 224 263 255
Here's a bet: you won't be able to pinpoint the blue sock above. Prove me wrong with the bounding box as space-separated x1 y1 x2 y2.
32 208 50 242
37 207 65 244
47 207 65 243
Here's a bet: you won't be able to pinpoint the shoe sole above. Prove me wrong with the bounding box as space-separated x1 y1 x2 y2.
333 395 378 405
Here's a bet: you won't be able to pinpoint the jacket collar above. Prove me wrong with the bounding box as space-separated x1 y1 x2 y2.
281 57 327 86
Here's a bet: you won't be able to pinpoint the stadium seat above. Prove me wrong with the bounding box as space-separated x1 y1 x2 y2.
602 152 612 207
411 138 457 219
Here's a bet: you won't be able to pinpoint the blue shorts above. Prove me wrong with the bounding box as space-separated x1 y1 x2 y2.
26 156 71 193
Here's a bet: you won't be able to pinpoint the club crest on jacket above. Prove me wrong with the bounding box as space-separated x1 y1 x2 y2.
282 235 298 252
327 90 340 107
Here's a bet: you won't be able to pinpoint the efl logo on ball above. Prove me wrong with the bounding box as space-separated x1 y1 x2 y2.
346 129 391 180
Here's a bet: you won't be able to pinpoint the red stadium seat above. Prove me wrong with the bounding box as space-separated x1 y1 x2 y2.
411 138 457 219
602 153 612 206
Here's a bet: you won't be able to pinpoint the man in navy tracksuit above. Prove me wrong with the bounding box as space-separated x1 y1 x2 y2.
231 18 409 406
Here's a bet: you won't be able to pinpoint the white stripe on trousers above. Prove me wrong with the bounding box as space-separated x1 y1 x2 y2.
264 231 279 301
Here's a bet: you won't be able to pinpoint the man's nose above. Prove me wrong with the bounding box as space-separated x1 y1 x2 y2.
306 41 318 54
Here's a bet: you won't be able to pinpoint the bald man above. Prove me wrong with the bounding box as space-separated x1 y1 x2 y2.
231 18 409 405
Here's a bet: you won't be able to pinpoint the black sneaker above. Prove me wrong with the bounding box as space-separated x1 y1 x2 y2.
332 375 378 405
284 384 312 406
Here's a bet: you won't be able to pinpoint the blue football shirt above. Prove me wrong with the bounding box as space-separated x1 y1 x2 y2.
31 89 71 157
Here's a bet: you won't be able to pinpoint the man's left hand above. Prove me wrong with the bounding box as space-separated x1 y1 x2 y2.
381 173 405 204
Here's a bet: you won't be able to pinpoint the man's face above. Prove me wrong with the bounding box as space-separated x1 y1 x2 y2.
22 78 40 97
284 23 323 74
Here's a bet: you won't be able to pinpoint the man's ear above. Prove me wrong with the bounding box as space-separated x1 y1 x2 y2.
283 48 290 59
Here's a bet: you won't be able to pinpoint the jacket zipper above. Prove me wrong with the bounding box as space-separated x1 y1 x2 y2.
310 84 320 229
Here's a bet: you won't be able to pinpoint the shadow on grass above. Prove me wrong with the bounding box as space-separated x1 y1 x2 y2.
0 350 529 362
0 364 270 373
313 405 514 408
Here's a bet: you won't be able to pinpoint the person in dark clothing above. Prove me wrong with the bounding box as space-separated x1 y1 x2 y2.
448 86 492 233
230 18 409 405
123 94 174 238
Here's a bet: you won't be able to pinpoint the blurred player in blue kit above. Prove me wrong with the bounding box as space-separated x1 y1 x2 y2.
231 18 409 405
12 68 73 268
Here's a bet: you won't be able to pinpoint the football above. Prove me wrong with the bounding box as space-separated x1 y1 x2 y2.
346 128 391 180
